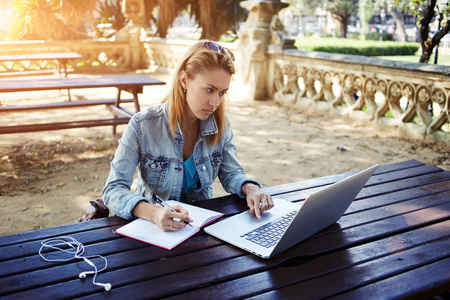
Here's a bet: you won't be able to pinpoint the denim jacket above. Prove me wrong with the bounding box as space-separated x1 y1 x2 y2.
102 102 260 220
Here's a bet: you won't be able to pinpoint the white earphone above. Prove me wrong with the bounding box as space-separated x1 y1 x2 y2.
39 236 112 291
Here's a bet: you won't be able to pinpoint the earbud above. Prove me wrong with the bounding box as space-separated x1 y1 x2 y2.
95 282 112 291
79 271 111 291
79 271 96 278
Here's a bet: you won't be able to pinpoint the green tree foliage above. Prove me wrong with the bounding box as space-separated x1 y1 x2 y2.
96 0 127 37
326 0 359 37
408 0 450 63
288 0 359 37
9 0 97 40
359 0 375 39
375 0 409 42
286 0 325 14
8 0 247 41
156 0 247 40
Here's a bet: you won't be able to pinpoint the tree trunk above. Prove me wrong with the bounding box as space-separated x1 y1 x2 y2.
196 0 227 40
331 13 349 38
389 7 406 43
157 0 184 38
418 0 437 63
359 0 374 41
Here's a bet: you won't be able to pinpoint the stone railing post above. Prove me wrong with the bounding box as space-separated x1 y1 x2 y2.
238 0 290 100
111 0 149 69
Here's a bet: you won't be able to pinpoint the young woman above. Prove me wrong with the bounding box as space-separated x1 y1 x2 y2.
103 40 274 231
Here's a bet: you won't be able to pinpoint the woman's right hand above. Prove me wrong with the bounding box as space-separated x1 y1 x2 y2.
132 201 192 231
152 204 193 231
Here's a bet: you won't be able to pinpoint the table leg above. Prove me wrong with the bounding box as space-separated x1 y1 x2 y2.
57 59 62 77
132 87 141 112
112 89 122 134
61 59 68 77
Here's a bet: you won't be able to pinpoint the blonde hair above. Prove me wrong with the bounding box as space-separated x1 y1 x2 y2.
163 40 235 146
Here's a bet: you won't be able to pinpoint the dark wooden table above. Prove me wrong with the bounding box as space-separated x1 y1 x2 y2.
0 52 83 77
0 74 165 134
0 160 449 299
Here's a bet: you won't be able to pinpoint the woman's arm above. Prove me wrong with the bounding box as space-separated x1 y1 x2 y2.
218 122 274 218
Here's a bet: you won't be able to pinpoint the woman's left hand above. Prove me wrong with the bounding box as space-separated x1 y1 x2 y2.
242 183 274 220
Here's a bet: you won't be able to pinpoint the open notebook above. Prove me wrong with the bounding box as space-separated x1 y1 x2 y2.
115 201 224 250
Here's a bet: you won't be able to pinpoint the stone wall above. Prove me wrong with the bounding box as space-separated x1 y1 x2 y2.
268 49 450 143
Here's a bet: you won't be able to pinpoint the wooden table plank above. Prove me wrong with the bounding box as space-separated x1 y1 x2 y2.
0 118 132 134
347 180 450 213
0 74 165 134
0 160 448 299
73 202 450 299
0 52 82 62
0 98 134 112
0 228 226 278
0 75 164 93
162 221 450 300
263 160 426 195
0 189 450 282
338 190 450 228
276 169 449 206
246 238 450 300
0 245 245 297
0 216 126 247
328 258 450 300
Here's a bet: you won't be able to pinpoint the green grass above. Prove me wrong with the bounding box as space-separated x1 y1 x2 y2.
379 52 450 66
294 36 416 49
293 36 450 66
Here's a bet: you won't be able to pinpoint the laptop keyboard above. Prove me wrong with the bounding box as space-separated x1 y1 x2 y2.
240 210 298 248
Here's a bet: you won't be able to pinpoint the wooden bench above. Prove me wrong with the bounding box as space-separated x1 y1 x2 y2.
0 52 82 77
0 74 165 134
0 160 448 299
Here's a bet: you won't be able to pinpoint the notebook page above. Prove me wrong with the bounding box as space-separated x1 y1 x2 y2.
116 218 199 250
167 200 223 227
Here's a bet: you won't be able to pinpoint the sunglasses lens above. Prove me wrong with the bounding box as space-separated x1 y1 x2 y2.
206 42 221 53
200 42 235 61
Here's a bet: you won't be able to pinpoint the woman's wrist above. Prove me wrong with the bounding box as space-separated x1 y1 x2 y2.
132 201 160 222
242 182 259 196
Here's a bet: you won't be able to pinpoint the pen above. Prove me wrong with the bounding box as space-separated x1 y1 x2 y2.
152 193 192 227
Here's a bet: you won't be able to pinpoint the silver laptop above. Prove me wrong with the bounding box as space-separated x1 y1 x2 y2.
205 164 379 259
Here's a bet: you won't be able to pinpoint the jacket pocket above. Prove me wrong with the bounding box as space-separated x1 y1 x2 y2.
141 156 169 188
210 152 223 177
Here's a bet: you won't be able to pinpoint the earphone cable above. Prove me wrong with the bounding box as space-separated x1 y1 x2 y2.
39 236 110 291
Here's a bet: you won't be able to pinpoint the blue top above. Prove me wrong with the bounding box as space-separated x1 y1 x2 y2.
182 154 199 193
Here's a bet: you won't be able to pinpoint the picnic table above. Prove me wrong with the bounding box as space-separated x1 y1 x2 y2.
0 52 82 77
0 74 165 134
0 159 449 299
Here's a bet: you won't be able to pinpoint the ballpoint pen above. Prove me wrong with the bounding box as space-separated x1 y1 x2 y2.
152 193 192 227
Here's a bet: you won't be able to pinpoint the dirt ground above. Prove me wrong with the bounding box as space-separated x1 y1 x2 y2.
1 71 449 236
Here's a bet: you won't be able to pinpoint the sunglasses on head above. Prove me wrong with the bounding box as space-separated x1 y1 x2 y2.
199 41 235 61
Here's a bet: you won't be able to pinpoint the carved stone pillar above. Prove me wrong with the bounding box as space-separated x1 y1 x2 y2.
238 0 289 100
112 0 149 69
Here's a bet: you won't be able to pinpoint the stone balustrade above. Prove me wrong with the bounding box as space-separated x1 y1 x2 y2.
0 40 131 72
0 38 448 143
268 49 450 143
